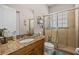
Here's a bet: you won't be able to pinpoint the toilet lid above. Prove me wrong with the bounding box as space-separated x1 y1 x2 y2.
44 42 54 48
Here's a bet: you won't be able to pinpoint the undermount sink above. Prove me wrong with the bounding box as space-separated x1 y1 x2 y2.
19 38 34 44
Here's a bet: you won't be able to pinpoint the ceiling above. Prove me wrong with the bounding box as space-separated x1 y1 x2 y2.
6 4 57 9
46 4 57 7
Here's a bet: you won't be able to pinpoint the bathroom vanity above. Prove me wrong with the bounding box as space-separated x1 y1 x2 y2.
0 36 45 55
0 5 45 55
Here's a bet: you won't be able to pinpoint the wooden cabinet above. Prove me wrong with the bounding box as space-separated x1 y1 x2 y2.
34 39 44 55
9 39 44 55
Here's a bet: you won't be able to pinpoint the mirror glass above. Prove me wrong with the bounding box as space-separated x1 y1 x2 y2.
25 19 34 36
0 5 16 37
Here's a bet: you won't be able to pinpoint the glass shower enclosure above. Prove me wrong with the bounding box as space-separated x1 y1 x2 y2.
43 9 76 53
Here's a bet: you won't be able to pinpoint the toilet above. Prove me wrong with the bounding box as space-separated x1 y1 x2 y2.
75 48 79 55
44 42 54 55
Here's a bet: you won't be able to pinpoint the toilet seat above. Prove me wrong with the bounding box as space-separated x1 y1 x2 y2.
44 42 54 48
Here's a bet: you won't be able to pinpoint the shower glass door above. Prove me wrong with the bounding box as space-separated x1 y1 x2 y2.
44 9 76 51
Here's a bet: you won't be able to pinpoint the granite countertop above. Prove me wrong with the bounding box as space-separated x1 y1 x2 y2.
0 35 45 55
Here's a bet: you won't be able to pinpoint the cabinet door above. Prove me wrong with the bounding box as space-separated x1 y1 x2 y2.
34 39 44 55
34 47 44 55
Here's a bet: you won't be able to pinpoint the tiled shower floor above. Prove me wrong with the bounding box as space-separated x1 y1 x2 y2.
53 50 70 55
45 50 70 55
